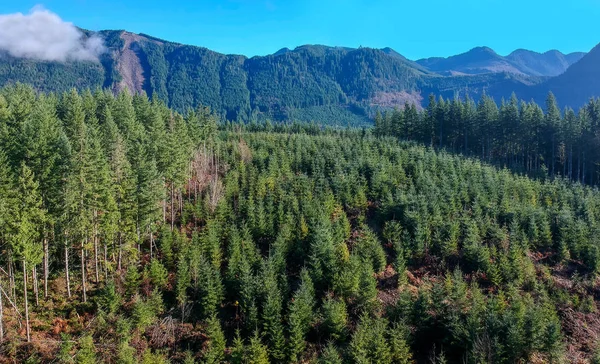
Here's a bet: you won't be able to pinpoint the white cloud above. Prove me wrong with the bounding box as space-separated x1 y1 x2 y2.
0 7 106 62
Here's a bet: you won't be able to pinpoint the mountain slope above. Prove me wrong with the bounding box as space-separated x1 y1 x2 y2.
530 43 600 107
98 31 430 122
417 47 521 75
0 29 592 123
506 49 585 76
417 47 585 77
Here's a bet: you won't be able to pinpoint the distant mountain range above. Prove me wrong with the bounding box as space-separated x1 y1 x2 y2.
416 47 585 77
0 29 597 125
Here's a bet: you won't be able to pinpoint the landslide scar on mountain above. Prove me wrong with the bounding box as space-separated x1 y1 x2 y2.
370 91 423 110
114 32 147 94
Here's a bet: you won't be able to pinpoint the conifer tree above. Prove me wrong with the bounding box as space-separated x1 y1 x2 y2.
319 342 343 364
320 296 348 342
22 94 70 296
246 331 270 364
288 269 315 362
203 313 226 364
12 163 45 342
261 259 286 362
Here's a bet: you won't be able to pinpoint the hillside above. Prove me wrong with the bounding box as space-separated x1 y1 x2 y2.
528 43 600 108
2 86 600 363
0 29 595 124
506 49 585 76
417 46 519 75
417 47 584 77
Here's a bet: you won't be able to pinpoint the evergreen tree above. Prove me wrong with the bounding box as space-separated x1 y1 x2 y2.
261 260 286 362
11 163 45 342
288 269 315 362
203 313 226 364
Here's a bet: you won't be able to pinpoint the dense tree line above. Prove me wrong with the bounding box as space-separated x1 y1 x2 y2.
374 92 600 186
0 85 600 363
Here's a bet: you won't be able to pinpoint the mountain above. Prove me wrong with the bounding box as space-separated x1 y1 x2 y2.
0 29 594 124
417 47 521 75
506 49 585 76
0 31 431 125
526 43 600 108
417 46 584 77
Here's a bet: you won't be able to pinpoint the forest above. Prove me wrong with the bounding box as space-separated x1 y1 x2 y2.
1 84 600 363
374 92 600 185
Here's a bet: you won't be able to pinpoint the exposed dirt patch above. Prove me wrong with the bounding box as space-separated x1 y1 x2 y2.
114 32 146 94
370 91 424 110
561 306 600 363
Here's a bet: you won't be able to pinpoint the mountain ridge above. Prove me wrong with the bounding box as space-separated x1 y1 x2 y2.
0 29 596 125
417 46 585 77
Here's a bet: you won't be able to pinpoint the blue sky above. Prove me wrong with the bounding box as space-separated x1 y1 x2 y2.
2 0 599 59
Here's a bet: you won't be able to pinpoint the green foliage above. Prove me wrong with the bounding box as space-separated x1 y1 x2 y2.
146 258 169 289
95 281 121 315
352 226 387 273
125 265 140 297
319 342 343 364
3 86 600 363
230 330 270 364
116 342 137 364
57 334 75 364
76 335 97 364
261 260 286 362
288 270 315 362
320 296 348 342
131 290 164 331
246 331 270 364
203 314 226 364
140 350 169 364
350 314 392 364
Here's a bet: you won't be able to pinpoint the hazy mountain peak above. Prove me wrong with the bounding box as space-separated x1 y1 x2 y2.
274 47 291 55
469 46 497 54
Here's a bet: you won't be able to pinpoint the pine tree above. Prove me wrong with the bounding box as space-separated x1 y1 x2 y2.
308 213 337 290
321 296 348 342
21 94 70 297
203 313 226 364
389 322 412 364
11 163 45 342
319 342 343 364
246 331 270 364
61 89 93 301
350 314 392 364
231 330 246 364
545 92 561 176
288 269 315 362
75 335 97 364
196 254 224 318
261 260 286 362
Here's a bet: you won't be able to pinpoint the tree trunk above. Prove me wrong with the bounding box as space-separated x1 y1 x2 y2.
136 224 141 256
65 241 71 298
163 177 167 224
23 262 30 342
0 275 3 342
104 242 108 281
150 231 154 259
94 209 99 285
8 257 15 304
118 233 122 271
170 181 175 231
33 266 38 306
43 235 48 298
179 190 183 215
81 241 87 303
